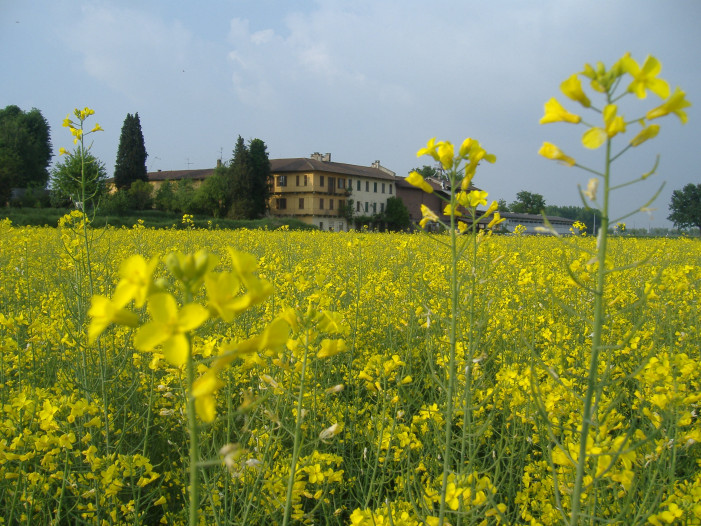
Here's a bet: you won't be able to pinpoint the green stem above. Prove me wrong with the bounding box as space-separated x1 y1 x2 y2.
569 137 611 525
439 172 459 525
282 330 310 526
183 290 200 526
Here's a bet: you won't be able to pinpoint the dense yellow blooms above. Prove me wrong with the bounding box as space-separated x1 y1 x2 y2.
0 218 698 524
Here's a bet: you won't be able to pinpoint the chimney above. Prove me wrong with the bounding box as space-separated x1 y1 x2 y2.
310 152 322 161
372 160 381 169
322 153 331 162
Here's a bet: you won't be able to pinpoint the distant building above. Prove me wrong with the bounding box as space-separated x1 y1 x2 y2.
269 153 398 231
134 155 570 234
499 212 575 235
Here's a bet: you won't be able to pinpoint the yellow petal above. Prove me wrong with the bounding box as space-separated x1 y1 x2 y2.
162 334 189 366
630 124 660 147
317 339 347 359
560 74 591 107
259 317 290 351
582 127 607 149
540 98 581 124
147 293 178 324
177 303 209 333
538 142 575 166
134 322 170 352
195 395 217 423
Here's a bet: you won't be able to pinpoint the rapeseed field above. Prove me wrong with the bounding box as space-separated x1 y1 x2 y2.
0 219 698 524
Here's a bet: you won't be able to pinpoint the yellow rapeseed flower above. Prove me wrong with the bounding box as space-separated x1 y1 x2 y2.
540 98 581 124
646 87 692 123
133 293 209 366
538 142 576 166
113 254 159 308
560 74 591 107
406 171 434 194
317 338 347 359
630 124 660 147
87 295 139 343
419 204 439 229
620 54 670 99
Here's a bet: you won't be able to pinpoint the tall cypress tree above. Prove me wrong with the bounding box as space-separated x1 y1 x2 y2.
227 136 254 219
113 113 148 190
248 138 271 218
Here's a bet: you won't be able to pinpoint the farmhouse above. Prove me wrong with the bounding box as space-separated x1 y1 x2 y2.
269 153 398 231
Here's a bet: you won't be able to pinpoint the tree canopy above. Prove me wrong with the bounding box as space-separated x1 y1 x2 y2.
226 136 271 219
0 105 53 202
509 191 547 215
113 113 148 190
668 183 701 235
384 196 411 231
50 146 107 208
545 204 603 234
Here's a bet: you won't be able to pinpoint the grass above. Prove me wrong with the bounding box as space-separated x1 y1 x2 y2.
0 207 318 230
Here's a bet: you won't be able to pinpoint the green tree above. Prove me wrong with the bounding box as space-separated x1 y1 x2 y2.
127 180 154 210
50 146 107 208
668 183 701 236
174 179 196 213
248 138 271 217
0 105 53 202
193 170 231 218
497 199 510 212
154 180 176 212
227 136 254 219
384 196 411 231
113 113 148 190
545 204 603 234
509 190 547 214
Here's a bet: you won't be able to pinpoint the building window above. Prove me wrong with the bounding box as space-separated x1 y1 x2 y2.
299 197 304 209
380 202 385 213
277 175 287 187
374 182 377 192
329 199 334 210
296 175 299 186
339 199 345 209
320 221 324 229
389 184 393 194
365 202 369 212
320 198 324 210
339 178 345 188
357 180 361 191
357 201 361 212
373 202 377 213
366 181 369 192
382 183 385 193
277 198 287 209
320 176 325 187
304 175 308 186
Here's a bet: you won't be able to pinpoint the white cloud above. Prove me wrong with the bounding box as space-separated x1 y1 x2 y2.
66 5 212 104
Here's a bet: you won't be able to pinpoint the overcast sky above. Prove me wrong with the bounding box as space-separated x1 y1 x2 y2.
2 0 699 228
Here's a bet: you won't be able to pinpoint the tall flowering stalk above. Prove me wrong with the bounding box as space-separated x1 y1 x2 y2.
408 138 502 523
88 248 290 525
538 53 690 525
59 107 104 297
